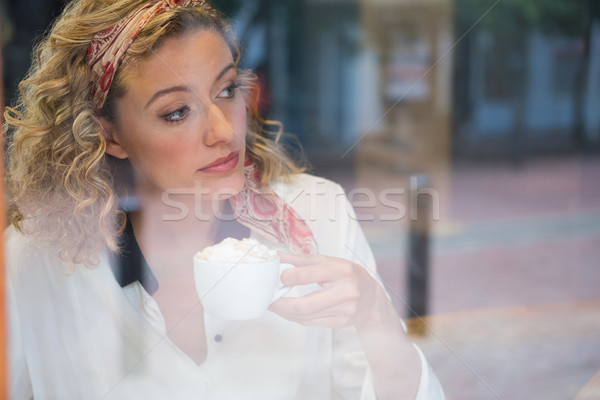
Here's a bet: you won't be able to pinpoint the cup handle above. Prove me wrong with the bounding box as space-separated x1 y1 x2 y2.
272 262 295 302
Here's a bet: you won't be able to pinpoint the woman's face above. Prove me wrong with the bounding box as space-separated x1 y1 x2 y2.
106 29 247 198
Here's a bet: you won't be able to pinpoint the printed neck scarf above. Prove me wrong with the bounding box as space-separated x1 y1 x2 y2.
229 159 317 255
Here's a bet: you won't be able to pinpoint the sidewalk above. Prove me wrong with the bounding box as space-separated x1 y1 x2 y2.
314 153 600 315
315 153 600 400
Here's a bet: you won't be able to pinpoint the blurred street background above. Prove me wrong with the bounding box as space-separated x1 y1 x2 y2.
2 0 600 398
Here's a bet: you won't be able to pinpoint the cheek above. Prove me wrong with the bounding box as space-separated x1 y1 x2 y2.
232 98 248 140
125 134 173 163
236 122 247 148
115 123 181 178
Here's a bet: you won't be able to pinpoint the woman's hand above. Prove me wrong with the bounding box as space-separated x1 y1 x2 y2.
270 252 424 399
268 252 389 329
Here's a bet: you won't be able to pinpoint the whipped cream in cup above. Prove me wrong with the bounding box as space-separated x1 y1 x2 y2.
195 238 278 264
193 238 294 320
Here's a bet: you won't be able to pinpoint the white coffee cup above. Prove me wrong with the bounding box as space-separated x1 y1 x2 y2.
193 240 294 320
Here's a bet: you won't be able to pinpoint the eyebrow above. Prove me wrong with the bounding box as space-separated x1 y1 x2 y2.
144 63 236 110
216 63 235 84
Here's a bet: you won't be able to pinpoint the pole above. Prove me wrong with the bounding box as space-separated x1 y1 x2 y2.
406 174 431 335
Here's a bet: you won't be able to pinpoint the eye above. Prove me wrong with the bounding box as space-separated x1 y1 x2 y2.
218 83 239 99
161 106 190 123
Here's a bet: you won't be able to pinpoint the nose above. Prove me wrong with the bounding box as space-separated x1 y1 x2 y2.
204 103 235 146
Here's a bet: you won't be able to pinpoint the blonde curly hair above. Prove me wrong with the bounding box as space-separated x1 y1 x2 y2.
4 0 305 266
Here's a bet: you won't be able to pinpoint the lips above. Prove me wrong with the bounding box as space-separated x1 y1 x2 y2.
198 151 240 173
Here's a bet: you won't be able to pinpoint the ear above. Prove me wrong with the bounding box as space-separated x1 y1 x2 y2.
97 116 128 159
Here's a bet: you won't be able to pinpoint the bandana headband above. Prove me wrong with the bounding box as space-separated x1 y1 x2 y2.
86 0 215 113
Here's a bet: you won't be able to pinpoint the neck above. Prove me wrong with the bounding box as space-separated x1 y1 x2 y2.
128 185 224 261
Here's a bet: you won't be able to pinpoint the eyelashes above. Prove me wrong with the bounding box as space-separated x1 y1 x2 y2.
218 82 239 99
161 106 190 123
160 83 239 124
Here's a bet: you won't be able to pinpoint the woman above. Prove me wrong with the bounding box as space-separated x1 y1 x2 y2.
4 0 444 399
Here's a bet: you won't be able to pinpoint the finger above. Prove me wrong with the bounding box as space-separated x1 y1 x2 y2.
279 315 354 329
269 292 329 317
270 302 357 328
280 264 334 286
280 260 355 286
270 282 359 318
278 251 323 267
293 302 358 322
270 293 358 328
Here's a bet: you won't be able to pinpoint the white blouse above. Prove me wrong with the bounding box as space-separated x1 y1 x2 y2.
7 174 444 399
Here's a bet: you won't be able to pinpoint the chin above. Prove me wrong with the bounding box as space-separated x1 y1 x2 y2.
205 173 246 199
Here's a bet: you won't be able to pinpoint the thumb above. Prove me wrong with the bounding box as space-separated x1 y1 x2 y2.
278 251 321 267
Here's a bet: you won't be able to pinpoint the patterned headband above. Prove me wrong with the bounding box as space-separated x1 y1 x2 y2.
86 0 216 113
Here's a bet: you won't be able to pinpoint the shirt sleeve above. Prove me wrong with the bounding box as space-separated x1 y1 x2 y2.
273 175 444 399
6 257 34 400
307 178 445 399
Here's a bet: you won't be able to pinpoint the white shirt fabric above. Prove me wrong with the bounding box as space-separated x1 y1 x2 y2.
7 174 444 399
